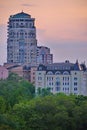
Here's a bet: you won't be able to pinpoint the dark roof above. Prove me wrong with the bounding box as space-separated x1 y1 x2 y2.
23 65 31 70
37 61 84 72
74 62 81 70
80 63 87 71
10 11 31 18
46 62 74 71
37 64 47 71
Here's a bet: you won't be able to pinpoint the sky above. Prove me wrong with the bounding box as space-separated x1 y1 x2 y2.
0 0 87 65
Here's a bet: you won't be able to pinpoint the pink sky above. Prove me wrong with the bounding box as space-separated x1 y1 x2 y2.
0 0 87 64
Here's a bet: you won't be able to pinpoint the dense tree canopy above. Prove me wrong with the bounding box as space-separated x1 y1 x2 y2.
0 73 87 130
0 73 35 109
11 94 87 130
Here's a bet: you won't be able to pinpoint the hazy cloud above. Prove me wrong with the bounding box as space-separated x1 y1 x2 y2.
0 5 4 8
21 4 37 7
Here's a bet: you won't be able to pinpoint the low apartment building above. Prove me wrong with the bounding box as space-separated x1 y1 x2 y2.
0 66 8 79
35 60 87 95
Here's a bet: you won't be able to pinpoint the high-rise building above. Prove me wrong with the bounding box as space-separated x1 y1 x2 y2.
7 11 37 65
7 11 53 66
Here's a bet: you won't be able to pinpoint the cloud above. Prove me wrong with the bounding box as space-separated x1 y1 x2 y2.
21 4 37 7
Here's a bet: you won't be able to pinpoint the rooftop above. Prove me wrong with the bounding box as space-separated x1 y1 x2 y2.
38 60 86 72
10 11 31 18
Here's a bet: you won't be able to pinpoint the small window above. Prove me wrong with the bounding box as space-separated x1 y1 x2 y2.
55 87 60 91
75 72 77 75
74 77 77 80
74 82 77 86
74 87 77 91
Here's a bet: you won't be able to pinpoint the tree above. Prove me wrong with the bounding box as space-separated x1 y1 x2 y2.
37 87 52 97
0 73 35 110
0 96 6 114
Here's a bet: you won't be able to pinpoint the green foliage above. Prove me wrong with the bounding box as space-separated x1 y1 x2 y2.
0 96 6 113
7 72 23 81
0 74 87 130
11 95 87 130
75 95 87 106
0 114 16 130
0 73 35 110
37 87 52 96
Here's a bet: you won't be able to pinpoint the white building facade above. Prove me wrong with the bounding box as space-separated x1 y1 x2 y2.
35 61 87 96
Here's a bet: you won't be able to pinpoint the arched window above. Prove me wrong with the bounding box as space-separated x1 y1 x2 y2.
63 71 69 75
47 71 53 75
55 71 61 75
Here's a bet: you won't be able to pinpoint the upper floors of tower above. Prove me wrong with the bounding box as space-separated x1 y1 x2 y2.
8 11 35 29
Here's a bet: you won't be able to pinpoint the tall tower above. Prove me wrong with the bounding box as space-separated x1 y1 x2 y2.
7 11 37 65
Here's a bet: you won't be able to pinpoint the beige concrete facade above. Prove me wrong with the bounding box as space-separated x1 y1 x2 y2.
35 61 87 95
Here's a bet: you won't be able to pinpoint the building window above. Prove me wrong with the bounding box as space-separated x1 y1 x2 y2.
38 77 42 80
75 72 77 75
47 71 53 75
74 82 77 86
56 81 60 86
33 77 35 80
55 87 60 91
52 82 53 86
63 71 69 75
49 82 51 86
55 71 61 75
48 77 53 81
67 82 69 85
74 87 77 91
74 77 77 80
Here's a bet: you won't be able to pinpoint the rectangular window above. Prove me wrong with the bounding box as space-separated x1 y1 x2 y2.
74 87 77 91
74 77 77 80
55 87 60 91
38 77 42 80
74 82 77 86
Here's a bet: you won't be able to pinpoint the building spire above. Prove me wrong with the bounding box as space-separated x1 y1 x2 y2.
21 10 23 13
